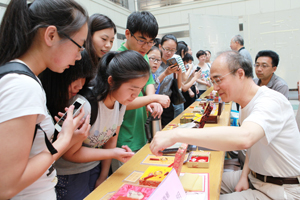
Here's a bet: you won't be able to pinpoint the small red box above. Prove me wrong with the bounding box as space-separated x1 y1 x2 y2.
187 151 210 168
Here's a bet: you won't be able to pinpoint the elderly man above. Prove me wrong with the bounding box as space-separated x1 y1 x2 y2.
150 51 300 199
230 35 253 66
254 50 289 98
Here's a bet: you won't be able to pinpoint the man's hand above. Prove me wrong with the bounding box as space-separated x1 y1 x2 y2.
150 129 178 156
146 102 163 118
235 174 249 192
150 94 170 108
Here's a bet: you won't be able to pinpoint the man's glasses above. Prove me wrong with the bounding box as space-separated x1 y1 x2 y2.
130 32 154 47
210 71 234 85
61 32 85 53
149 57 162 63
161 46 176 53
254 63 270 69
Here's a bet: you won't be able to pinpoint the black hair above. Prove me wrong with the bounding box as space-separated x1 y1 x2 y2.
255 50 279 67
86 14 116 68
176 42 188 58
153 38 161 48
183 53 193 63
0 0 89 66
39 50 95 119
218 51 253 78
205 50 211 55
93 50 150 101
126 11 158 39
161 34 178 48
196 50 207 59
178 41 188 47
147 46 162 57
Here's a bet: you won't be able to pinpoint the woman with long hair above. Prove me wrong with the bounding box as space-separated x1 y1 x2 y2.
85 14 116 68
0 0 90 199
53 50 150 200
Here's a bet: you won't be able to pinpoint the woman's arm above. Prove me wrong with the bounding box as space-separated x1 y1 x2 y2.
126 94 170 110
95 126 121 187
176 68 183 89
0 107 84 199
181 70 201 92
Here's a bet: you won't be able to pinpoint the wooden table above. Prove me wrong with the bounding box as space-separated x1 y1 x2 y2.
85 88 232 200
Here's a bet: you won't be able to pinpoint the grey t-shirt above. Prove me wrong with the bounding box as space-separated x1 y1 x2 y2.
154 61 174 97
253 73 289 99
239 47 253 67
54 94 126 175
54 95 99 175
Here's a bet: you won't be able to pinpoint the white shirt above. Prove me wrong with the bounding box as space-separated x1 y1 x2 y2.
0 60 56 200
240 86 300 177
84 100 126 148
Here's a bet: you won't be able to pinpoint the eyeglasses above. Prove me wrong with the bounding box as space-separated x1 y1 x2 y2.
161 46 177 53
61 32 85 52
149 57 162 63
130 32 155 47
254 63 271 69
210 71 234 85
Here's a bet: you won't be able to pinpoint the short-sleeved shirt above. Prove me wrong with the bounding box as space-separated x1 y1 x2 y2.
154 61 174 97
240 86 300 177
239 47 253 67
253 73 289 99
172 54 186 73
54 94 126 175
196 64 210 90
0 60 56 199
116 42 155 151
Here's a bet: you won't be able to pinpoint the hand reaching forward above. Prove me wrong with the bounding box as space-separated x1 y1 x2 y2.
147 102 163 119
114 145 135 163
150 129 177 156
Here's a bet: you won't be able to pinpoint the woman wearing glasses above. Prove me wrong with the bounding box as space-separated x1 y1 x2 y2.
0 0 90 199
154 34 183 126
147 46 162 94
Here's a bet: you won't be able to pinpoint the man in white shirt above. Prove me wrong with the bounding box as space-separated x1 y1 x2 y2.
150 51 300 200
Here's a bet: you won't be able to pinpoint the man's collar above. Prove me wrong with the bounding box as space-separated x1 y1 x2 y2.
238 47 245 52
257 73 276 87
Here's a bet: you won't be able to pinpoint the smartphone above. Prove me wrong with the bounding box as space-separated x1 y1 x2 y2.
54 97 86 132
166 57 178 68
195 66 201 72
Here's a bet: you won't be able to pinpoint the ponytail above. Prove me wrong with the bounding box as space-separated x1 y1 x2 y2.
0 0 31 65
0 0 88 66
93 50 150 101
93 52 116 101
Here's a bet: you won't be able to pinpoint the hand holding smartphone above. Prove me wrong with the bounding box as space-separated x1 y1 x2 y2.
54 97 86 132
195 66 201 72
166 57 178 68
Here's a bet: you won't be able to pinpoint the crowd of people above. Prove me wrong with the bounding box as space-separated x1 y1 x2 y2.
0 0 298 200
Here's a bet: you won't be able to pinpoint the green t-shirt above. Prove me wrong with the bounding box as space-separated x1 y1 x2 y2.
117 42 155 151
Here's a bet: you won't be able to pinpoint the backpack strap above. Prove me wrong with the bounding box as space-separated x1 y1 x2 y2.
79 87 123 127
0 62 57 155
79 87 99 126
0 62 41 85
